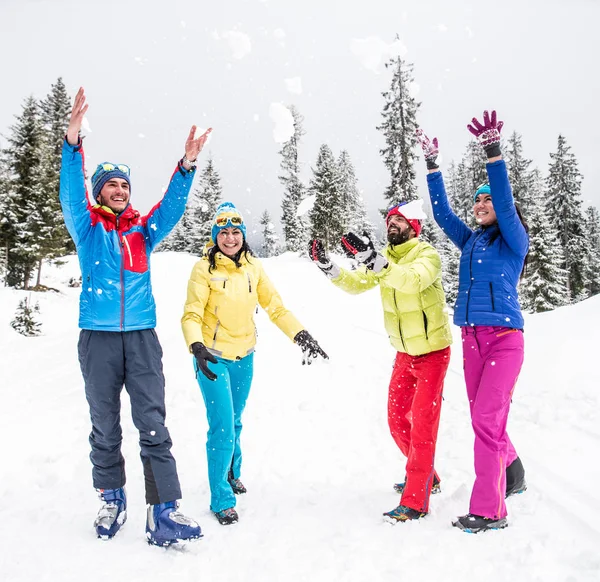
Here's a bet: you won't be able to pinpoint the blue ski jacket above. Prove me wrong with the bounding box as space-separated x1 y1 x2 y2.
426 160 529 329
59 138 196 331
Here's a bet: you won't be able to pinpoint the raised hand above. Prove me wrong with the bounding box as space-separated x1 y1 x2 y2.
66 87 89 146
467 110 504 158
184 126 213 163
308 239 340 279
294 330 329 365
341 232 388 273
415 128 440 170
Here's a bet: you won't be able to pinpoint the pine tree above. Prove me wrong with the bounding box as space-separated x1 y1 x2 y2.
545 135 587 300
377 49 420 213
308 144 343 251
519 169 569 312
38 77 74 265
279 105 307 252
159 156 223 254
336 150 375 238
505 131 533 208
584 205 600 297
1 96 47 288
259 210 278 257
10 296 42 337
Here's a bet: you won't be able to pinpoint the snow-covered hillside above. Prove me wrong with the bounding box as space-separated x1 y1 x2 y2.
1 252 599 582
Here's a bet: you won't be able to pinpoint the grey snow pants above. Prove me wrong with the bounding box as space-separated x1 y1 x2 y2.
77 329 182 504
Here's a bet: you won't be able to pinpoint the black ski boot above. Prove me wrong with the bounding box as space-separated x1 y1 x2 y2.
452 513 508 533
228 469 247 495
505 457 527 498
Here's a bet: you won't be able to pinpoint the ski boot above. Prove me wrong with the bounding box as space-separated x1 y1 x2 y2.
145 501 202 547
452 513 508 533
228 469 247 495
383 504 426 523
94 487 127 540
213 507 239 525
506 457 527 498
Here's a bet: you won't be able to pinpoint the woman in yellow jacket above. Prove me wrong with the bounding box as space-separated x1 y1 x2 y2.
182 202 327 525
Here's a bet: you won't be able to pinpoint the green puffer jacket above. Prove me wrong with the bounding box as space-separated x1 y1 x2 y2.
332 238 453 356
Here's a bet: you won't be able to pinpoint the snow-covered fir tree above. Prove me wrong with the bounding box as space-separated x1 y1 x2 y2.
584 205 600 297
308 144 343 251
34 78 74 282
1 96 47 288
336 150 374 239
259 210 278 258
519 169 569 312
160 156 223 254
279 105 307 252
505 131 534 208
545 135 587 300
10 296 42 337
377 50 420 213
462 140 488 201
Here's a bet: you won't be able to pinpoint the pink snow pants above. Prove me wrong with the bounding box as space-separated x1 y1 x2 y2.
461 325 524 519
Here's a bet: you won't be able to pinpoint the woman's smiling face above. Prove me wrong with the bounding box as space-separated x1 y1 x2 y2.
217 227 244 257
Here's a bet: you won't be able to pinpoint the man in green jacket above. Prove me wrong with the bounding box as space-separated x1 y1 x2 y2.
309 201 452 523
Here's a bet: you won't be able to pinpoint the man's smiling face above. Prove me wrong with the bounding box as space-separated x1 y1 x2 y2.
387 214 415 245
98 178 130 213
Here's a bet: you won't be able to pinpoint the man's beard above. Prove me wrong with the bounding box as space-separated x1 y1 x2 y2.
387 228 411 246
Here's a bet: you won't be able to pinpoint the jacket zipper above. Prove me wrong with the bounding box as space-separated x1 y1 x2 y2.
212 321 221 348
122 235 133 268
423 311 429 339
247 274 252 293
393 290 406 351
117 217 125 330
489 282 495 311
465 230 484 324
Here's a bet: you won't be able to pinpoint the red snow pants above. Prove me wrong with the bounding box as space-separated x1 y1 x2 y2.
387 346 451 513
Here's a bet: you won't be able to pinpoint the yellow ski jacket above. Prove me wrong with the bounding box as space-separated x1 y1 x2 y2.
182 252 304 360
332 238 452 356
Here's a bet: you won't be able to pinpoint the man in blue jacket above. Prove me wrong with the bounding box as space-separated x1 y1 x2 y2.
60 87 211 546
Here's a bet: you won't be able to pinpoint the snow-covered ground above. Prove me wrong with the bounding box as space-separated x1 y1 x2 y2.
1 252 599 582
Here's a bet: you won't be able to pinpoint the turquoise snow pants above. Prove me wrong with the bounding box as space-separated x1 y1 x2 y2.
194 353 254 513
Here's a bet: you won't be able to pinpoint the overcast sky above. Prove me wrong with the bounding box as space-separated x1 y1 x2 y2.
1 0 597 242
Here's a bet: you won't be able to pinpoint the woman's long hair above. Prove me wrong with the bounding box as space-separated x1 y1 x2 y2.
207 239 254 273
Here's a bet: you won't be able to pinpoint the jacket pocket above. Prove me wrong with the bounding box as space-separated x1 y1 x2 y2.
422 311 429 339
122 231 148 273
489 282 495 311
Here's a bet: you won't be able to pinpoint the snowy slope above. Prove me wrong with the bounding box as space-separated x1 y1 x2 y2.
1 252 599 582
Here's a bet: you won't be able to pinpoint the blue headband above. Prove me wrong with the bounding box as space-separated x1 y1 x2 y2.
474 184 491 201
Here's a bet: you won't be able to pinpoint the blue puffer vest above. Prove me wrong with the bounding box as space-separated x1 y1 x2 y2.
427 160 529 329
59 139 195 331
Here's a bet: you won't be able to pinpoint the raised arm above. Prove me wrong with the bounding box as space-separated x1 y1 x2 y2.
59 87 92 246
416 128 472 250
467 110 528 257
143 126 212 250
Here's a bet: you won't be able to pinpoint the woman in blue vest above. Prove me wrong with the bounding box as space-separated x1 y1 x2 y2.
417 110 529 533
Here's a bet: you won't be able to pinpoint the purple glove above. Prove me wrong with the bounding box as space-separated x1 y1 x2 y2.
415 128 439 170
467 110 504 158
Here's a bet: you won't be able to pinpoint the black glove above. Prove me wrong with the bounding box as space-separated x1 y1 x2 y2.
294 330 329 365
341 232 388 272
191 342 218 381
308 239 340 279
